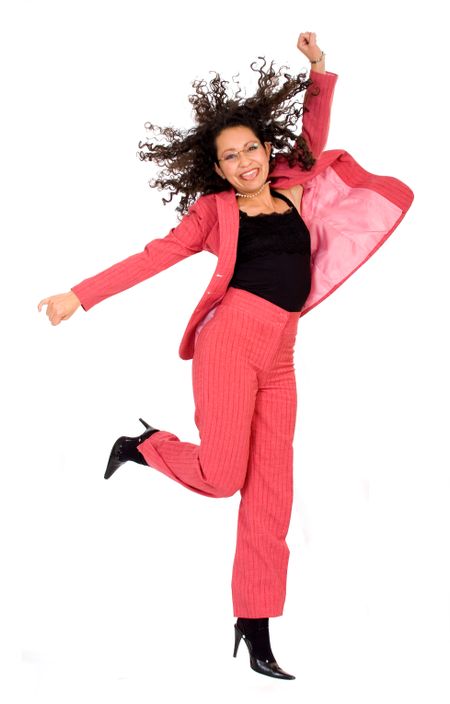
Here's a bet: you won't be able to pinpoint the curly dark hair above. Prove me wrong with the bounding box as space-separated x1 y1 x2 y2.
136 56 320 220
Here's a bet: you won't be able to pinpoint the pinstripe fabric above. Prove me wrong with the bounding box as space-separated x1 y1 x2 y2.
137 286 301 616
70 70 414 363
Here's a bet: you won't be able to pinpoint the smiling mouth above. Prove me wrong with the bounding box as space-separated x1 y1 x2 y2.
240 168 259 180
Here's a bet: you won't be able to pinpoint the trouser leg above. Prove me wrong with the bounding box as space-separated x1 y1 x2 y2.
136 306 259 498
232 335 298 617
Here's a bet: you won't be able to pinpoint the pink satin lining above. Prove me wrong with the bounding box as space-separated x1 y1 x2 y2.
194 302 221 343
301 166 402 312
194 164 404 344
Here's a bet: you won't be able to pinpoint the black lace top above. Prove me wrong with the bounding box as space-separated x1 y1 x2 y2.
227 188 312 312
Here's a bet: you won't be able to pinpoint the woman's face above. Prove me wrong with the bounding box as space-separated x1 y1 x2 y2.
214 125 272 193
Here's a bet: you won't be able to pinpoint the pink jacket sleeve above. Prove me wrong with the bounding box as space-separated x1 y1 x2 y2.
297 70 338 158
71 199 206 311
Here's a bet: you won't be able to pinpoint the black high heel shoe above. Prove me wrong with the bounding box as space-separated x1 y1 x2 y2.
233 622 296 680
104 418 159 480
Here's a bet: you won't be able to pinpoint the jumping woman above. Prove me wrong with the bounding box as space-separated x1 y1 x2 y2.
38 31 414 680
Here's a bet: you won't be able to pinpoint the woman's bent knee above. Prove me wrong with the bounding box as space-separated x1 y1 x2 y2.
213 481 242 498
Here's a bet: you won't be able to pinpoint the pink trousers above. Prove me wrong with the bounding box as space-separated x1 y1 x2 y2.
137 286 302 617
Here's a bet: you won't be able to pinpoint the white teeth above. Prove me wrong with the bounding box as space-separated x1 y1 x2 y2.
241 169 258 179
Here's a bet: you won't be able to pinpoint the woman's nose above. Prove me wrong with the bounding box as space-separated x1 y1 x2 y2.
237 152 253 167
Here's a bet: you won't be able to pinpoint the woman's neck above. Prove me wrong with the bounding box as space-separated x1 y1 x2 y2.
236 182 276 212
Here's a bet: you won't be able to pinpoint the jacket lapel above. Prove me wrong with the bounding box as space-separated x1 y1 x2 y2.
215 188 239 279
213 148 414 319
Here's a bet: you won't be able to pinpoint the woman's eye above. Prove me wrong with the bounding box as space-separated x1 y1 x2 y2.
249 144 258 150
225 154 237 161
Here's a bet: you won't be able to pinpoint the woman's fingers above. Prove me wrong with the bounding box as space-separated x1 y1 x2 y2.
37 291 81 325
37 297 50 312
297 31 317 49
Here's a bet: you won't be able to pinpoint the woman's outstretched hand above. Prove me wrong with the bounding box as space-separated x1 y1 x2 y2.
297 32 323 63
37 291 81 326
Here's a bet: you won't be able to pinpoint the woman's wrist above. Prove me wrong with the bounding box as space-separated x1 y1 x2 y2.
310 58 325 73
310 50 325 73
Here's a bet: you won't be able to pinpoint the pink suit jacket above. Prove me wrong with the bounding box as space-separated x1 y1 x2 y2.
71 70 414 361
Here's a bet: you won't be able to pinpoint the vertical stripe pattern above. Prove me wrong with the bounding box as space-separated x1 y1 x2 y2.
137 286 301 617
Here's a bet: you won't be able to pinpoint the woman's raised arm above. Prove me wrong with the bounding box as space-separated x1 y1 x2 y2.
296 31 337 159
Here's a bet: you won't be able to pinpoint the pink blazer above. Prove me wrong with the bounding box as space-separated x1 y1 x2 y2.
71 70 414 361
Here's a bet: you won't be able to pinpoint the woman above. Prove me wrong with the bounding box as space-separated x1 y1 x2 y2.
38 32 414 680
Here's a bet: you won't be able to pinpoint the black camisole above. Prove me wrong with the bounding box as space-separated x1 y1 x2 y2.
227 188 312 312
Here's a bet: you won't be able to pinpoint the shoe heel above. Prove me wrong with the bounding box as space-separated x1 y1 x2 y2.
139 418 151 429
233 624 244 658
232 622 296 679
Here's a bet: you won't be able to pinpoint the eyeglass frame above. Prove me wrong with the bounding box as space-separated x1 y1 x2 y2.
216 139 271 164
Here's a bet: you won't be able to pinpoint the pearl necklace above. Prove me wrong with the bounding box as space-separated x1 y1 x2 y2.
235 179 272 198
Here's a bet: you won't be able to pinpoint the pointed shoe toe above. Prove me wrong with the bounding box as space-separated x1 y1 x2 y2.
104 419 159 480
233 623 296 680
251 657 296 680
104 435 128 480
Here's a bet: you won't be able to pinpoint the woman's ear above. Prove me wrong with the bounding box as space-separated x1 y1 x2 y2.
214 162 225 179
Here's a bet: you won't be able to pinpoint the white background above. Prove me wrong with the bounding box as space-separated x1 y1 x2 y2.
1 1 449 702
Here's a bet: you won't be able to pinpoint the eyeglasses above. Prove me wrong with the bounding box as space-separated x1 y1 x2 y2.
218 141 263 164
